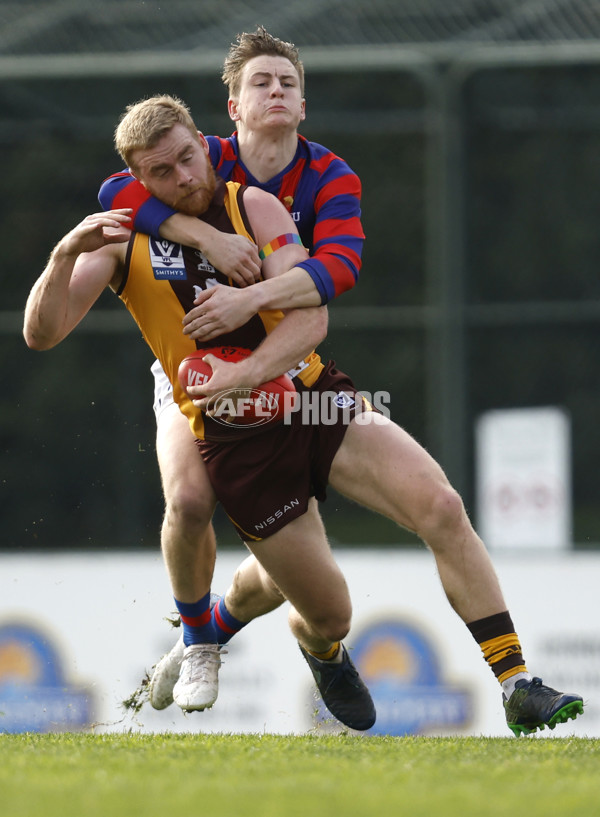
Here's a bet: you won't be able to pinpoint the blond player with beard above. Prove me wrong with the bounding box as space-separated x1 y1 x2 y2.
98 28 371 726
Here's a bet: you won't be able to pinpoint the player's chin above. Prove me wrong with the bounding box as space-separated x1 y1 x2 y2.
265 111 298 127
176 190 211 216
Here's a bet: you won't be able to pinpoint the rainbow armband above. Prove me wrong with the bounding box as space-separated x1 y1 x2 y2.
258 233 303 260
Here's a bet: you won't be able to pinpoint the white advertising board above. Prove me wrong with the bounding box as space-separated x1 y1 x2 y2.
1 549 598 737
476 406 572 550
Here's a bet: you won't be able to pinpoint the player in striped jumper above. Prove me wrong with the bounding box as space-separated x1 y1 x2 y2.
27 92 584 736
98 28 375 726
94 33 583 736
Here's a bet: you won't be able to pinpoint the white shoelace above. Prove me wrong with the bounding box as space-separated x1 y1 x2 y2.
181 645 225 683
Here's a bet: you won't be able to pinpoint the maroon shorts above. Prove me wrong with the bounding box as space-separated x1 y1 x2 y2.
197 361 375 541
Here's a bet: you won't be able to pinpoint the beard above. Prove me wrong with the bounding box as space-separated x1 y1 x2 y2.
173 162 217 216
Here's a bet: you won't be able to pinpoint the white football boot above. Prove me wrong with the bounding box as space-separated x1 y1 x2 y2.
148 634 185 710
173 643 222 711
148 594 221 710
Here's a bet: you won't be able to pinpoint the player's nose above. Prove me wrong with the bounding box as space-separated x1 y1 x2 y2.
175 165 193 185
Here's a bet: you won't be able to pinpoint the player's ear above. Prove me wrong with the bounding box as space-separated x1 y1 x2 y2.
228 98 240 123
299 99 306 121
197 131 209 153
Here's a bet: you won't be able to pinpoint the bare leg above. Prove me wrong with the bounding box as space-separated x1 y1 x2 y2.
156 403 217 602
244 500 376 731
223 554 286 621
328 415 506 624
246 499 352 653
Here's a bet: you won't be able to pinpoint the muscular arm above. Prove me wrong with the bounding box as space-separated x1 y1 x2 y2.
183 188 325 343
183 265 321 344
197 305 327 401
158 213 261 286
23 211 130 350
99 143 364 315
205 149 364 310
99 171 260 285
182 158 364 340
188 189 327 402
295 151 364 302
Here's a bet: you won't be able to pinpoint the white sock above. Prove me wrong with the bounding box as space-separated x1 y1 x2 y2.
502 671 532 699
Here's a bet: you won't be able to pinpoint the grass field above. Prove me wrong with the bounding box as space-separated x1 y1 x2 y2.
0 733 598 817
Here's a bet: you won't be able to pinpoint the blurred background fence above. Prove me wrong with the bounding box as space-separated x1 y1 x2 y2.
3 0 600 550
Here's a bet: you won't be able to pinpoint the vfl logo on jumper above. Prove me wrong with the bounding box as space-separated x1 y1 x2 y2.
150 238 186 280
0 621 94 733
311 619 471 735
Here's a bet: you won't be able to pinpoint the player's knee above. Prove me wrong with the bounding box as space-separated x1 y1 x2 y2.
323 620 351 644
163 484 213 532
417 482 467 541
312 610 352 644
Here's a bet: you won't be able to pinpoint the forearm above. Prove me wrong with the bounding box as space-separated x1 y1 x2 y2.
23 245 77 350
242 267 322 313
240 306 328 386
159 212 215 251
160 214 260 287
24 210 128 350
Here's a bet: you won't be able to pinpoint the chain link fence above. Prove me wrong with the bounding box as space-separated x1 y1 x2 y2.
3 5 600 548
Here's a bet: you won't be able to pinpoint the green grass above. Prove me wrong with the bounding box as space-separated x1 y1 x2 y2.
0 733 598 817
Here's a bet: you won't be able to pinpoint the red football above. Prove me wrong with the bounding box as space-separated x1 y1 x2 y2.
178 346 297 427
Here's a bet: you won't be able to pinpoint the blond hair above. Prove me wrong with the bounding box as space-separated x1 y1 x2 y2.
114 94 198 169
222 26 305 97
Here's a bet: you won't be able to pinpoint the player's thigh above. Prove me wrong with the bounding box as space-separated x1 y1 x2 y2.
328 415 450 532
156 402 216 514
246 499 351 624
